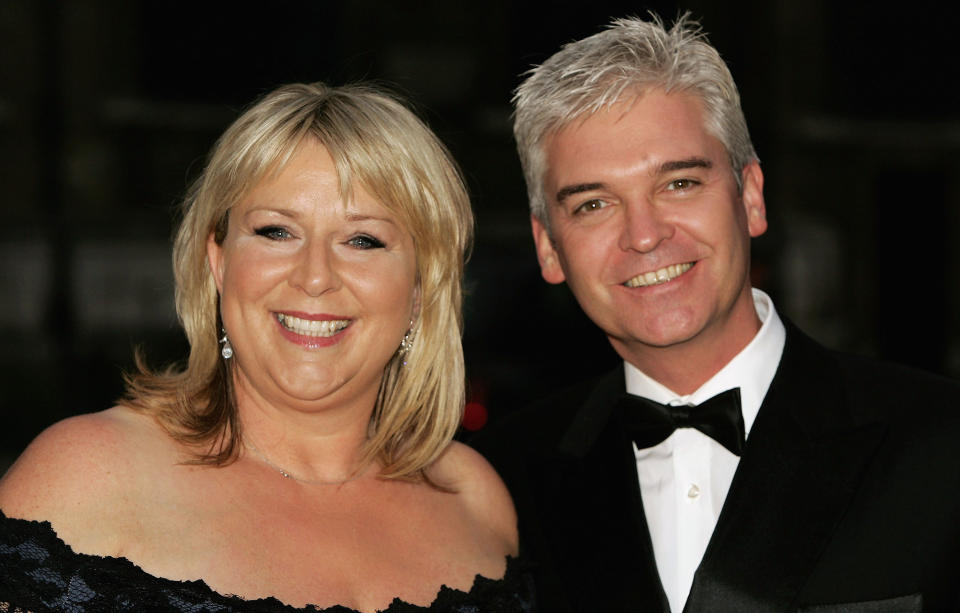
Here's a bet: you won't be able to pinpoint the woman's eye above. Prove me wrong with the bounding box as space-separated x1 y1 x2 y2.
348 234 385 250
254 226 292 241
573 199 607 215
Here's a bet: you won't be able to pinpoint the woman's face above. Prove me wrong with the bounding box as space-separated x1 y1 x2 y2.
207 139 419 416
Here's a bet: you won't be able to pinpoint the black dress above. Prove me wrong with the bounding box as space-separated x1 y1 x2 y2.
0 511 535 612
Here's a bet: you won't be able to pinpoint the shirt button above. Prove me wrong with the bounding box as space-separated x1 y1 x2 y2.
687 484 701 499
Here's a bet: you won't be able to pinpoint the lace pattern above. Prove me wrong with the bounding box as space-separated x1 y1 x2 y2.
0 510 534 612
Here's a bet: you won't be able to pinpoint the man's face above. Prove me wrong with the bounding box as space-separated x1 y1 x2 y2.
532 89 767 372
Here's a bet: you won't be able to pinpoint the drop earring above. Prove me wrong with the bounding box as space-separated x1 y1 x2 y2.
398 320 415 366
220 329 234 359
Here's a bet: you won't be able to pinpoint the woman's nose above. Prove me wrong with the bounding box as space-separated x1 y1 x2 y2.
289 240 340 296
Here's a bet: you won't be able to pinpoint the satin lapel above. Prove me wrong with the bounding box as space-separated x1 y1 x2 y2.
685 323 887 612
545 369 669 612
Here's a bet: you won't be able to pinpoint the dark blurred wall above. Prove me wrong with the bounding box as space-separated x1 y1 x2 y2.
1 1 959 469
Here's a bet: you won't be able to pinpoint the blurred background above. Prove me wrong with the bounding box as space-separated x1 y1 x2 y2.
2 1 959 471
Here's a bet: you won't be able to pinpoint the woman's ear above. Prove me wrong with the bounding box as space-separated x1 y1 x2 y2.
411 284 421 325
207 232 225 293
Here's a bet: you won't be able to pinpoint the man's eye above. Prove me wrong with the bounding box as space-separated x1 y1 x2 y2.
348 234 385 250
254 226 292 240
666 178 699 191
573 199 607 214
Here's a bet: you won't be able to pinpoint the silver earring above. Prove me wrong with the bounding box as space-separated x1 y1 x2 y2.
398 320 415 365
399 331 413 355
220 329 234 359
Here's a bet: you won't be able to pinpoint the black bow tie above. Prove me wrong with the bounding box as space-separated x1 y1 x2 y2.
617 388 746 456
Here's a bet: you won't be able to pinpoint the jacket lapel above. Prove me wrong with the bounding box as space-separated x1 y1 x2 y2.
685 323 887 612
545 369 670 612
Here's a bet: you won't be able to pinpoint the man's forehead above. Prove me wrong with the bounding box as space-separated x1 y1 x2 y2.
550 88 705 134
543 93 723 176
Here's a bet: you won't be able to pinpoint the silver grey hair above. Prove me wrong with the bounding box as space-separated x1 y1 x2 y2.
513 13 757 223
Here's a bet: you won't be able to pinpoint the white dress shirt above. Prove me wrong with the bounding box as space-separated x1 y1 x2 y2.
624 288 786 613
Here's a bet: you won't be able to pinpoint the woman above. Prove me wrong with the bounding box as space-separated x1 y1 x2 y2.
0 83 527 612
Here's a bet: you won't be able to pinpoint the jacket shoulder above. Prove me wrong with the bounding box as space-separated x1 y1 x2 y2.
785 321 960 435
470 370 619 461
833 350 960 422
784 319 960 421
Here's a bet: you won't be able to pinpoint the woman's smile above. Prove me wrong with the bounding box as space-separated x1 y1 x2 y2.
274 312 352 348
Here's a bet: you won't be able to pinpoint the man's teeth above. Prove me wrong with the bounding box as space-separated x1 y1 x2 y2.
275 314 350 337
624 262 693 288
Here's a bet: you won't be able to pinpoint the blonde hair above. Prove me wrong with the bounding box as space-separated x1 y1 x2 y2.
514 13 757 224
124 82 473 481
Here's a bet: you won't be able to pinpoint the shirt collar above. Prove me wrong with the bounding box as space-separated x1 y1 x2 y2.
623 288 786 437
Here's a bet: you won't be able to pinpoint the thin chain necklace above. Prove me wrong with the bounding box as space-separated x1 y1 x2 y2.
244 438 365 486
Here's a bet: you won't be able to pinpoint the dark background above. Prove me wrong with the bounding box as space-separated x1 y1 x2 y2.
2 1 959 471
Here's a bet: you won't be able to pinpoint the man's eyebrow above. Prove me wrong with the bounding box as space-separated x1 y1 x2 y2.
659 157 712 173
553 158 712 203
555 182 605 204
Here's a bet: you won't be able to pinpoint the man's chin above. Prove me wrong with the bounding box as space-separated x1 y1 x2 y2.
607 326 703 356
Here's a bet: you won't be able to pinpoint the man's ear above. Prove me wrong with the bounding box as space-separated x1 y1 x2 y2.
741 161 767 238
531 214 566 285
207 232 225 293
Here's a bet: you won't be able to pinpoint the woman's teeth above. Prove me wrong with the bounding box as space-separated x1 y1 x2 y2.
275 313 350 337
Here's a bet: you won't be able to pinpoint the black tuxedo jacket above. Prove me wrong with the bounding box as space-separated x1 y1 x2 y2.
473 322 960 612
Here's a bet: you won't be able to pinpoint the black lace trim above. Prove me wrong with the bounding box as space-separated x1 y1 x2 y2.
0 510 534 612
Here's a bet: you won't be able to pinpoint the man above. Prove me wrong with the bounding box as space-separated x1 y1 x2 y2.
473 14 960 613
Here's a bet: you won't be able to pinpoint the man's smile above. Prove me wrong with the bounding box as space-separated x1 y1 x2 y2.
623 262 694 288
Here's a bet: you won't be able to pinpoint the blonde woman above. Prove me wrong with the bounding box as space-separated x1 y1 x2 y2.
0 83 527 612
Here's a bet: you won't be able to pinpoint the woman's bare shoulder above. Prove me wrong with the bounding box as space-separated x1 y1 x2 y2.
0 406 164 525
430 441 518 553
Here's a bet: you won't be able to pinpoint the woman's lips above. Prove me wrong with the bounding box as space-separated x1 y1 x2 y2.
274 312 351 347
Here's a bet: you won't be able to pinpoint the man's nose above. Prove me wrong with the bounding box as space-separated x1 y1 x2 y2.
619 198 675 253
289 240 341 296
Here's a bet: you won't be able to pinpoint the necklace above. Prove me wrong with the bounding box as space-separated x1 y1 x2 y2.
244 439 365 486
